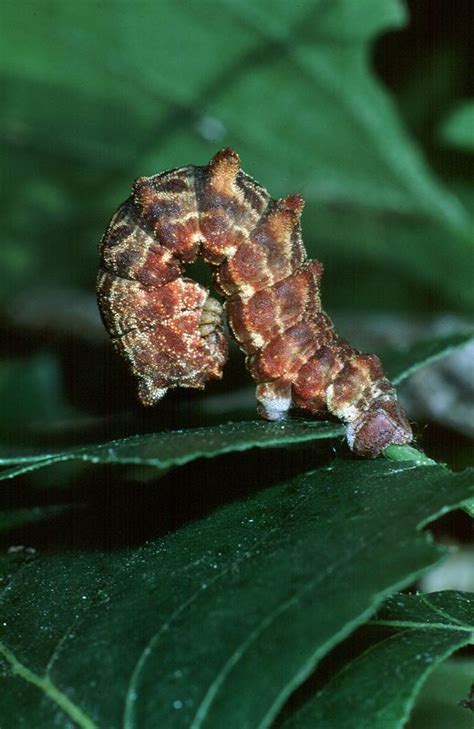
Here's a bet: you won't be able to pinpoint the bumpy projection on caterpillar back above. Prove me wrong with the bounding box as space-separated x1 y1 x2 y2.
97 149 412 457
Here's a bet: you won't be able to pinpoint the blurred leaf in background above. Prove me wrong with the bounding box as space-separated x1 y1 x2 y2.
1 0 473 311
440 101 474 153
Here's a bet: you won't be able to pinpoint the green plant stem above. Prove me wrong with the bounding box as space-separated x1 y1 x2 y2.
383 445 437 466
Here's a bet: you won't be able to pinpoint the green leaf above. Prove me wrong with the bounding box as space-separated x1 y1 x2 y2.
282 591 474 729
406 658 474 729
0 461 472 728
462 500 474 518
0 421 345 481
440 101 474 153
2 1 473 308
383 331 474 385
151 2 473 309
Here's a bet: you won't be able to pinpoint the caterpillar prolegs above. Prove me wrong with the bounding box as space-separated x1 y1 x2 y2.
97 149 412 457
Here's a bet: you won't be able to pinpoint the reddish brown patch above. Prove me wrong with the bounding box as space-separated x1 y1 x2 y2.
293 345 340 412
249 322 319 381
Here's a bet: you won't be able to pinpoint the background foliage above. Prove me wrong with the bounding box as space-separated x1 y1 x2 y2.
0 1 473 727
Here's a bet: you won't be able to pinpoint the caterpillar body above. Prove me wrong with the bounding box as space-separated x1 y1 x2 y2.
97 149 412 457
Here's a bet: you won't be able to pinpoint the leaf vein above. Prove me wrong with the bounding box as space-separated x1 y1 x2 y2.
419 593 472 628
122 487 316 728
0 641 99 729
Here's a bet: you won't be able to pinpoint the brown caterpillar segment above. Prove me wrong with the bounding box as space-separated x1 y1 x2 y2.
97 149 412 456
98 173 227 403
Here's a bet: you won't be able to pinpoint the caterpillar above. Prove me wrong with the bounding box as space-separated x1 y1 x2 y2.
97 149 412 457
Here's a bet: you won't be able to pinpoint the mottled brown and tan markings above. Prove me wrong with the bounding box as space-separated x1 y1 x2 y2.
98 148 412 456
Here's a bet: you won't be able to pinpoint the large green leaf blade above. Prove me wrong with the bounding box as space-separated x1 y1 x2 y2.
2 1 473 307
0 461 472 728
282 591 474 729
149 3 473 307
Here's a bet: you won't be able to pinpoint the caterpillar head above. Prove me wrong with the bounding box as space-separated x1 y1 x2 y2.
347 398 413 458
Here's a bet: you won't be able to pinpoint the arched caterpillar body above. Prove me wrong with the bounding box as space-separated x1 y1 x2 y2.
97 149 412 457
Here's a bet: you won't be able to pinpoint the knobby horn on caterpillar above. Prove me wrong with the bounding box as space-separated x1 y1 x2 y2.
97 149 412 457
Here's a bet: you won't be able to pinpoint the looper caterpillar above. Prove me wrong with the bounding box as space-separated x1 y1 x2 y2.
97 149 412 457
